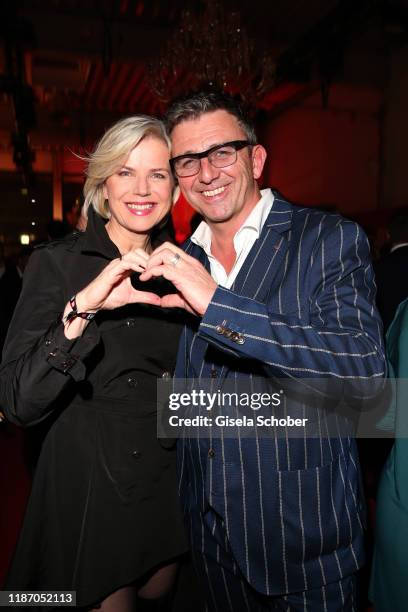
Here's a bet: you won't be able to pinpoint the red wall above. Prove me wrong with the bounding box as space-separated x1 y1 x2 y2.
260 85 382 215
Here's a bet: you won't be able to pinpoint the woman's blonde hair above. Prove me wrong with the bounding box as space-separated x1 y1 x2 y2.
82 115 171 219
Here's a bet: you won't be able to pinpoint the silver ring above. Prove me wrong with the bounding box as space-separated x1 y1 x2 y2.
169 253 181 267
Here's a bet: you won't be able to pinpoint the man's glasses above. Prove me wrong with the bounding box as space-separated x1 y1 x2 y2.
170 140 253 178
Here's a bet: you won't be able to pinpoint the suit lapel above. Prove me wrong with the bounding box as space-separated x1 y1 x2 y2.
183 195 294 378
231 195 293 302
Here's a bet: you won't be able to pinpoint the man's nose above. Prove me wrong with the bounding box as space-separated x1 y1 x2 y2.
197 157 220 183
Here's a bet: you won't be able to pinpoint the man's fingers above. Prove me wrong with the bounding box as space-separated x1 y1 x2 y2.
150 242 184 258
160 293 185 309
146 248 184 269
160 293 196 314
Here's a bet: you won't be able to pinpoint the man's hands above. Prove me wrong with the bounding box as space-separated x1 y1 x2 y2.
139 242 217 316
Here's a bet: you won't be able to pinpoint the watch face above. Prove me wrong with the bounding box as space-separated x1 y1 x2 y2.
130 272 175 298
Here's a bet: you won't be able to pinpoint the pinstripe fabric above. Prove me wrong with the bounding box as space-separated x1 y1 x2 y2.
175 193 385 600
189 505 358 611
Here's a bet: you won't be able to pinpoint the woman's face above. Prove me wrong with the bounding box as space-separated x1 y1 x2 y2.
103 136 173 241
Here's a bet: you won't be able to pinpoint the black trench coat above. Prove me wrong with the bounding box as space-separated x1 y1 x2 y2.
0 209 187 608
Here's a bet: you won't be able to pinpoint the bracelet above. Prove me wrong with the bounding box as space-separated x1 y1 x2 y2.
63 295 97 325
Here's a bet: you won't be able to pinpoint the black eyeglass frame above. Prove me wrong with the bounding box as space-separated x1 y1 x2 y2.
170 140 254 177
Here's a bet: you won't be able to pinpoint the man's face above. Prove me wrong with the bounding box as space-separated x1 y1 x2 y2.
170 110 266 229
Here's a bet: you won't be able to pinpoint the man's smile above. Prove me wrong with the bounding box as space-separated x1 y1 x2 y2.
202 186 227 197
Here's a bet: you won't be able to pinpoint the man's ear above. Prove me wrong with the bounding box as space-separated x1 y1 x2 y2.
172 184 181 204
251 144 267 180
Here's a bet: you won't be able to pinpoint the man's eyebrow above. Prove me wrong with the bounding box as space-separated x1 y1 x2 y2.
176 143 226 156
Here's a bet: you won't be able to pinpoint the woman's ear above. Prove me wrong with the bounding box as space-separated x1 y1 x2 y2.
172 184 181 204
102 182 108 200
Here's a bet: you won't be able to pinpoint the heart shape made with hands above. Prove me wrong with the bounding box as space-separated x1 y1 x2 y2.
130 272 176 299
130 272 194 313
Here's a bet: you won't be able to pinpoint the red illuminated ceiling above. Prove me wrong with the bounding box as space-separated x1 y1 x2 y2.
1 0 407 151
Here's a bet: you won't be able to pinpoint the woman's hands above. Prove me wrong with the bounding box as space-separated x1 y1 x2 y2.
75 249 161 312
62 249 161 339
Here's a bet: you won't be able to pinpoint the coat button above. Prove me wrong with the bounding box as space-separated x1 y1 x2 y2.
132 450 141 459
126 319 136 327
208 448 215 458
127 377 138 388
45 339 52 346
161 371 171 380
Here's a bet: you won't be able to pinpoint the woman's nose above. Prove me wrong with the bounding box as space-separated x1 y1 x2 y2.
132 176 150 196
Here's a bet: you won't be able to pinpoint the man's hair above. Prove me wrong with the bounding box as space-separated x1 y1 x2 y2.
164 90 258 144
388 209 408 244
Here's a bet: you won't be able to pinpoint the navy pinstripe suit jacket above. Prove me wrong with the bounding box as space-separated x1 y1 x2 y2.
175 192 385 596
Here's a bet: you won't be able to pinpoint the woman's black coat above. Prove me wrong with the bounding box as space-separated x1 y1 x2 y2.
0 209 187 607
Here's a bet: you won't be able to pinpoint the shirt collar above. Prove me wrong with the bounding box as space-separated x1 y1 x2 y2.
191 188 274 253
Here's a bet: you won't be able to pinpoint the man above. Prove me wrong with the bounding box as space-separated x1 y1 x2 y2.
141 91 385 611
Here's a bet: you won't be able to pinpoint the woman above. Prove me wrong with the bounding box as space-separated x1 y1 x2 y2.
370 297 408 611
0 116 187 610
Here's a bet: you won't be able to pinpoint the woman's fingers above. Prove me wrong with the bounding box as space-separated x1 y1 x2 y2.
122 249 149 269
77 256 156 311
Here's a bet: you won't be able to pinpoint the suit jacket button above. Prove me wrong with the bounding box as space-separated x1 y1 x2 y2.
127 377 138 388
208 448 215 458
132 450 141 458
210 369 217 378
216 325 224 334
236 335 245 344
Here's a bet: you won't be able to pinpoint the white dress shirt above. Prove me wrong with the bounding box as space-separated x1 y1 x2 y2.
190 188 274 289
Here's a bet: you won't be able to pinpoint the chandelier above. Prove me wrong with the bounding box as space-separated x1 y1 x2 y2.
148 0 276 105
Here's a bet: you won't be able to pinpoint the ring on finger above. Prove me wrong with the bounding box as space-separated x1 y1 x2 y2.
169 253 181 267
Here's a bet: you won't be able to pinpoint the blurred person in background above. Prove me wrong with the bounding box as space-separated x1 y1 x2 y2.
370 296 408 611
375 209 408 332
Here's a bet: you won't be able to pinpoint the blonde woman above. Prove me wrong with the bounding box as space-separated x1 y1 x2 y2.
1 116 187 611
